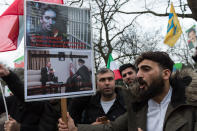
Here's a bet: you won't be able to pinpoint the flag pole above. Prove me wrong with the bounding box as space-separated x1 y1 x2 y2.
61 98 68 123
0 81 9 120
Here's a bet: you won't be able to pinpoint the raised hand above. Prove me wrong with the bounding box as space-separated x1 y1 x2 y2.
0 64 10 77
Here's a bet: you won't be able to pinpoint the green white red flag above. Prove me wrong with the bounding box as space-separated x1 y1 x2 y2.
107 53 122 80
14 56 24 68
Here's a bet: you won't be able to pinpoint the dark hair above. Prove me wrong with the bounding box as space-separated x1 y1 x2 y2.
41 5 58 17
188 28 196 37
135 51 174 72
78 59 85 64
96 68 114 76
119 63 137 75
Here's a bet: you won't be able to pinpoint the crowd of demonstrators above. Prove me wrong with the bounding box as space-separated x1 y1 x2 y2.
0 64 60 131
68 68 126 124
58 51 197 131
1 50 197 131
119 63 137 87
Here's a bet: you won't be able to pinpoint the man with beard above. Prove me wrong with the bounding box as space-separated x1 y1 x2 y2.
119 63 137 88
67 68 126 124
58 51 197 131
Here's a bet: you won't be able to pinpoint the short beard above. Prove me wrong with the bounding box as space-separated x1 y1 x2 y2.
101 89 115 99
130 74 165 102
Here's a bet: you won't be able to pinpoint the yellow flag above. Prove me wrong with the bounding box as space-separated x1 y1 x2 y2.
164 3 182 47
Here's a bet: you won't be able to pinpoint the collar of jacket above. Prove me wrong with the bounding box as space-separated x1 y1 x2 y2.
129 69 197 112
89 86 125 108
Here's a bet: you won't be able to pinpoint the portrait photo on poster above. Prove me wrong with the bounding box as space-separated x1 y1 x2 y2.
25 0 91 50
186 25 197 50
24 48 95 101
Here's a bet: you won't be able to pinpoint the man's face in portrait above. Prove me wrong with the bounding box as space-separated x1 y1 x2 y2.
188 30 197 44
40 9 57 32
47 62 51 68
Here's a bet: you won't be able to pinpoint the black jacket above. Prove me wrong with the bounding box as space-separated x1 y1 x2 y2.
68 87 126 124
0 71 60 131
0 71 44 131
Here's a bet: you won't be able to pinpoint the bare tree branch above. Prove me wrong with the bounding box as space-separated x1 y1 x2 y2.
117 10 193 19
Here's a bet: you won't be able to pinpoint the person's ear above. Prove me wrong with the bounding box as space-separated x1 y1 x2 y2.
162 69 171 80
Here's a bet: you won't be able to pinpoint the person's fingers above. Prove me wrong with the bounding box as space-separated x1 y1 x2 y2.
58 121 67 128
58 124 67 129
67 112 76 123
66 112 78 131
4 121 9 125
91 121 102 125
4 123 11 131
8 116 14 121
67 112 73 123
4 123 7 130
58 118 65 125
59 129 69 131
58 118 68 131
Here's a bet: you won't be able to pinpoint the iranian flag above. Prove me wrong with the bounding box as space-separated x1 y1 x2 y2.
107 53 122 80
0 0 63 52
14 56 24 68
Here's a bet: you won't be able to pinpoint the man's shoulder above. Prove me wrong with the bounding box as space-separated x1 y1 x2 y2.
171 69 197 105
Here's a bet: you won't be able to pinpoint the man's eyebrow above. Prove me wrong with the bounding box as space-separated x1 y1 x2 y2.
138 65 151 69
99 76 113 80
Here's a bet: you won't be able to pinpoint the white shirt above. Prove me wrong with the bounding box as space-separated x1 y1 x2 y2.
147 87 172 131
101 98 116 114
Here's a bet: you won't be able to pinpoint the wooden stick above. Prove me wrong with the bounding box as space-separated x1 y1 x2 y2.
61 98 68 123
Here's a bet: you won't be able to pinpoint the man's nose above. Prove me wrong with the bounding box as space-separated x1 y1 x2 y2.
104 79 110 85
49 19 53 24
126 74 130 79
137 70 143 78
